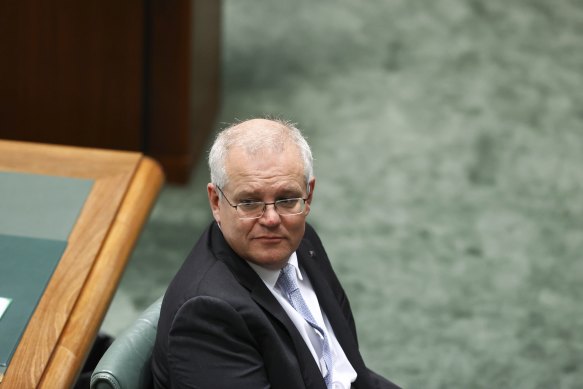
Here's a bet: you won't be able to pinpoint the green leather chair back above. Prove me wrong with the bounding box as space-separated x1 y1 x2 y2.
90 297 163 389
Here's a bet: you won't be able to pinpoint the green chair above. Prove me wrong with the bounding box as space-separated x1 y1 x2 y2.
90 297 163 389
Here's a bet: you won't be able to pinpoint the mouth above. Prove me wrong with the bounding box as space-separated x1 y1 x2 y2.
254 236 284 243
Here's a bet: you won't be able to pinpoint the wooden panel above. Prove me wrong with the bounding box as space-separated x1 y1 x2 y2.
145 0 193 183
190 0 222 173
0 140 164 388
146 0 221 183
0 0 221 184
0 1 144 150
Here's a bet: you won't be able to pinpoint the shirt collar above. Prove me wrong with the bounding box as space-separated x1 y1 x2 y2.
246 251 302 289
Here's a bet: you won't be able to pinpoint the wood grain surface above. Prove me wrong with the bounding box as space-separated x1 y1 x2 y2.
0 140 163 388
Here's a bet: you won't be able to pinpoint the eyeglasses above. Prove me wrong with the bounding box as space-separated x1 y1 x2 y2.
216 186 308 219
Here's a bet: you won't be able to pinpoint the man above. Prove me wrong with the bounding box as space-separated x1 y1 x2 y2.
151 118 400 389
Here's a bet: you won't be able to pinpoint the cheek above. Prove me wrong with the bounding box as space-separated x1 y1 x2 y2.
288 215 307 230
218 207 239 229
283 218 307 242
225 219 253 243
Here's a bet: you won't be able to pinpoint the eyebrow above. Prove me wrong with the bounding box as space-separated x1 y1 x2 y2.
234 187 304 200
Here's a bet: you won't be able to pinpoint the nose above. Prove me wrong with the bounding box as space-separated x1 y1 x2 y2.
259 203 281 226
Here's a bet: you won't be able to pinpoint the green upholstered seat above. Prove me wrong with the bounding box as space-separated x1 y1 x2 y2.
90 297 162 389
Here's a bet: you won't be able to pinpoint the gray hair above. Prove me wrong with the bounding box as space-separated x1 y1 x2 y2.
208 118 314 191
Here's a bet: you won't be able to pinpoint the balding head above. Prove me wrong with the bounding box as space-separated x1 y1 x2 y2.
208 118 314 190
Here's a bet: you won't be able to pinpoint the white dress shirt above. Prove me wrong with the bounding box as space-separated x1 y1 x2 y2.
247 253 357 389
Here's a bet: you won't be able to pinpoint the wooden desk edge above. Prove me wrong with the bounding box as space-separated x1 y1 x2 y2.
39 156 164 389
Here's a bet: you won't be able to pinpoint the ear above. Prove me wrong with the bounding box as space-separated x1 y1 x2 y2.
304 177 316 216
207 183 221 224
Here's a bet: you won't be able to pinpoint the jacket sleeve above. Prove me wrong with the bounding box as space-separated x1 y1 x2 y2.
367 368 402 389
167 296 271 389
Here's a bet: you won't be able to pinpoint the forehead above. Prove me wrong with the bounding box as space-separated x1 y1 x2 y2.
224 146 305 193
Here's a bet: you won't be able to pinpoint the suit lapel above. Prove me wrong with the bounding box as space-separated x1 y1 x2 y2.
209 223 326 389
297 239 367 372
248 281 327 389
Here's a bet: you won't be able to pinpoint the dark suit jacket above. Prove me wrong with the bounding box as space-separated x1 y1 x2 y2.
151 222 400 389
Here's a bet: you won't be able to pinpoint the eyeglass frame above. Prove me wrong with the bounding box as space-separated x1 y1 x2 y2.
215 186 309 219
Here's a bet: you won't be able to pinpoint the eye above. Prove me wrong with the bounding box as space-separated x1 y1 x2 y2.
237 201 263 211
276 198 300 209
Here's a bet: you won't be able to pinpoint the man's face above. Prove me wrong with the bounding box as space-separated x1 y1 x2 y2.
208 146 314 270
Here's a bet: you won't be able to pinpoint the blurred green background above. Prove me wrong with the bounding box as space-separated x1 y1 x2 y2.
103 1 583 387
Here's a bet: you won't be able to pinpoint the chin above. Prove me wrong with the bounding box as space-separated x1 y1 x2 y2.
250 251 290 270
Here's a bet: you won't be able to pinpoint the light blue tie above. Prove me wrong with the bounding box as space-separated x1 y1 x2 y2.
277 263 333 388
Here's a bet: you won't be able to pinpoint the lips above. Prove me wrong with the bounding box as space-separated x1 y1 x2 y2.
254 236 284 242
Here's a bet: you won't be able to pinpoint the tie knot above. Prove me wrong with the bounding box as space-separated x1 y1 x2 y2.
277 263 299 296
